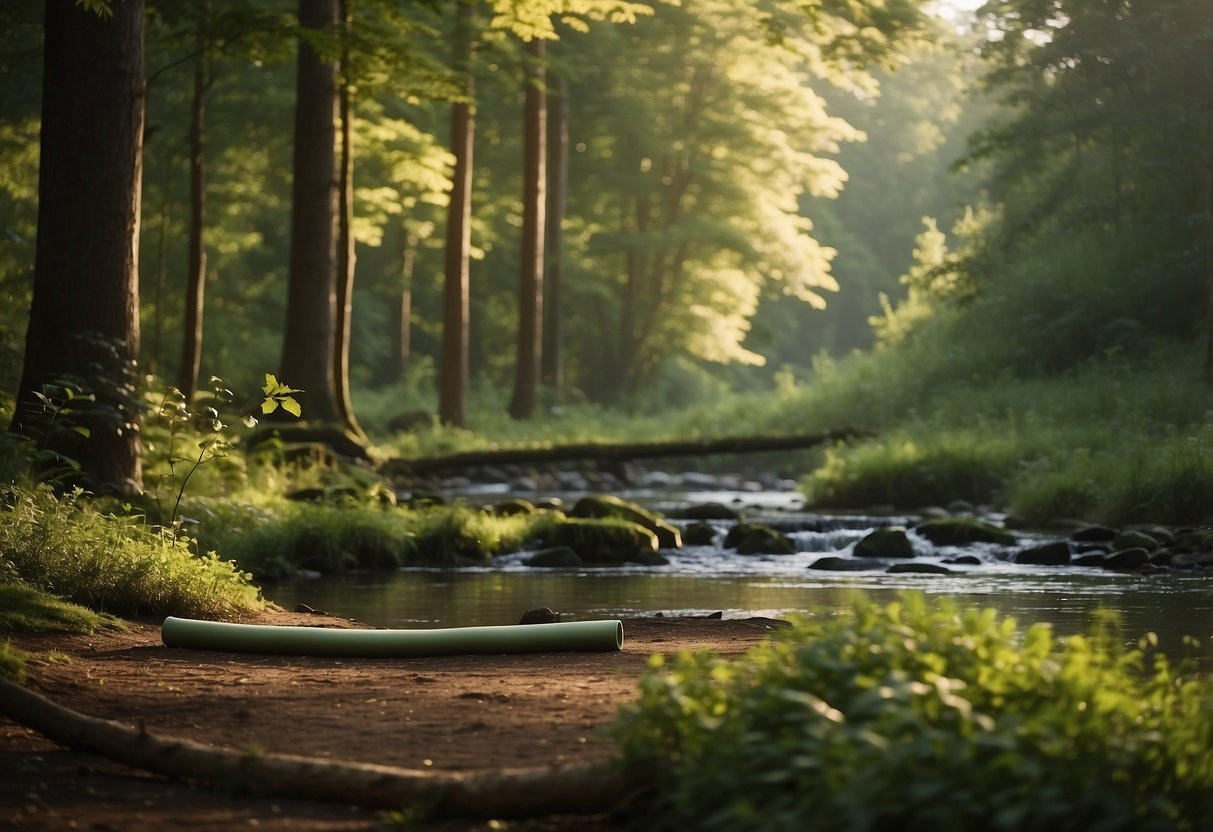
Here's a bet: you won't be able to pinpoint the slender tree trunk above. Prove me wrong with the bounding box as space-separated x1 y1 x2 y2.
333 0 365 440
439 0 476 427
179 0 210 402
151 155 172 379
509 37 547 420
393 224 417 383
10 0 145 495
1205 149 1213 386
281 0 342 425
541 73 567 397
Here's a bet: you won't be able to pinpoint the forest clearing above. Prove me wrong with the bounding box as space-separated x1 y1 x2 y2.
2 0 1212 829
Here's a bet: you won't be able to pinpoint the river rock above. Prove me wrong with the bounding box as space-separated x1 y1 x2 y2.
942 555 982 566
724 523 796 555
526 547 583 568
1072 552 1107 567
678 502 741 521
887 562 952 575
915 518 1016 547
853 527 914 558
1102 547 1150 571
1171 551 1213 570
682 521 717 546
946 499 974 515
1071 525 1118 543
546 518 659 565
571 495 682 549
810 556 883 571
519 607 560 624
1015 541 1072 566
1112 529 1159 552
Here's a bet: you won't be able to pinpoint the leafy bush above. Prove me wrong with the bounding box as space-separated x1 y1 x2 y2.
614 593 1213 832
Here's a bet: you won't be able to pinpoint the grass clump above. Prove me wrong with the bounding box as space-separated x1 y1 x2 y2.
0 640 24 682
0 484 264 618
0 583 123 634
614 592 1213 832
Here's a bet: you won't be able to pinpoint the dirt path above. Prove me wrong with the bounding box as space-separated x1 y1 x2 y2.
1 610 784 830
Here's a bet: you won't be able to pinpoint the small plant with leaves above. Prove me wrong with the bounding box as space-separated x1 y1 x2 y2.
614 592 1213 832
147 374 302 528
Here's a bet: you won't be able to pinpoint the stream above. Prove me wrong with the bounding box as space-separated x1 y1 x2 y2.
265 485 1213 667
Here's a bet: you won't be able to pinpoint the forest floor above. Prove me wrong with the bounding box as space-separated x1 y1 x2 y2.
0 609 785 831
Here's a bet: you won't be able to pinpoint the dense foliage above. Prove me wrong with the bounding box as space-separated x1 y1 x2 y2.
615 593 1213 832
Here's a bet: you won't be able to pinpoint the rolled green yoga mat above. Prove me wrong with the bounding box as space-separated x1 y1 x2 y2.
161 616 624 657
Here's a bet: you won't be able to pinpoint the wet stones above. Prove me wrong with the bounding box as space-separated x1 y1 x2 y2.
853 527 915 558
724 523 796 555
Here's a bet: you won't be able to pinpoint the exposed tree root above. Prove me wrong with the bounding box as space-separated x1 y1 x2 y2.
0 678 626 819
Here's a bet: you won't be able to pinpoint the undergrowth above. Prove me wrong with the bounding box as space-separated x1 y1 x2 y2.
614 592 1213 832
0 484 264 618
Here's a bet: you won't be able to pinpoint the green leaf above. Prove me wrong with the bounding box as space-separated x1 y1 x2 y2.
260 399 279 415
279 397 302 417
71 426 91 438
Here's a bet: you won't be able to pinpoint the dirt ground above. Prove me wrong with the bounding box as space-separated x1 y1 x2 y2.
1 609 786 831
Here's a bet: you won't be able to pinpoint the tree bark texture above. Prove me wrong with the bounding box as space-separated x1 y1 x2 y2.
509 38 547 420
281 0 342 424
439 0 476 427
179 0 210 402
542 72 568 396
10 0 145 495
0 678 625 820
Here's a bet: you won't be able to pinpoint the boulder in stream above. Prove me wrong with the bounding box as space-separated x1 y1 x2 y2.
915 517 1016 547
1015 541 1072 566
571 495 682 549
853 527 914 558
724 523 796 555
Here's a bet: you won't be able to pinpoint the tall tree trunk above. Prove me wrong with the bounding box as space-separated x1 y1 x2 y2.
1205 146 1213 387
151 156 172 379
508 37 546 420
541 72 567 397
333 0 365 440
179 0 210 402
10 0 145 495
393 224 417 383
280 0 342 425
439 0 476 427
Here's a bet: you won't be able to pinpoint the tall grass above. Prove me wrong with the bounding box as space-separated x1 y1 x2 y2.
0 484 264 618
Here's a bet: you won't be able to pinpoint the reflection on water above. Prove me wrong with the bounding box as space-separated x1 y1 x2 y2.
265 569 1213 668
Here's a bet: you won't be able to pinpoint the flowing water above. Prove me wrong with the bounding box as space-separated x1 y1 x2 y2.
265 487 1213 667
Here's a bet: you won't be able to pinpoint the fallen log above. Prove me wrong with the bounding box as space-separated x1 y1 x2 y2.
381 427 866 479
0 678 625 819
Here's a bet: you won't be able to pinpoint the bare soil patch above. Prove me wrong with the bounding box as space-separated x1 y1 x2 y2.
1 610 784 831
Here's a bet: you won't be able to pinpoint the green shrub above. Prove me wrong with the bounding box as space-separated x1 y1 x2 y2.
614 593 1213 832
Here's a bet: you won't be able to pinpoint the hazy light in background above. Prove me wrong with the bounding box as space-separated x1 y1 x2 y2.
932 0 986 20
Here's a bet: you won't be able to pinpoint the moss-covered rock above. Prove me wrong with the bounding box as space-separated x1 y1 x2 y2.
915 517 1015 547
571 495 682 548
683 521 718 547
853 527 914 558
723 523 796 555
493 498 538 517
546 518 660 565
